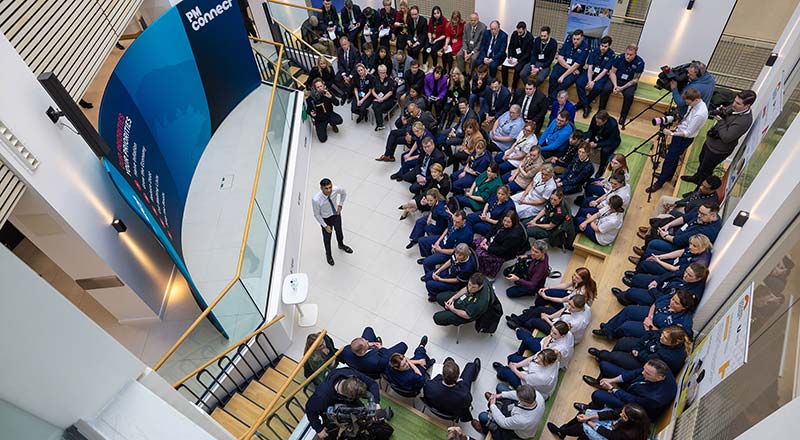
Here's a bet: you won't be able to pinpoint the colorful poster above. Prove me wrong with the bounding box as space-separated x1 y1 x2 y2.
566 0 615 39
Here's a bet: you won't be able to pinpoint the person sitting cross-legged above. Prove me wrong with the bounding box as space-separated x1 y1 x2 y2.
593 289 697 340
575 195 625 246
513 320 575 369
578 172 631 216
422 243 477 302
422 357 481 422
341 327 409 377
494 348 560 398
582 153 630 200
510 294 592 344
384 336 434 396
434 273 491 326
473 384 545 440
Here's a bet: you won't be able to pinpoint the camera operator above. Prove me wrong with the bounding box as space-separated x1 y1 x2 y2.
646 88 708 193
681 90 756 185
671 61 715 116
307 79 343 143
306 367 381 439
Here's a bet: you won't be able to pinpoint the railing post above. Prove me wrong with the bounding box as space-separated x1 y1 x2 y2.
261 1 284 46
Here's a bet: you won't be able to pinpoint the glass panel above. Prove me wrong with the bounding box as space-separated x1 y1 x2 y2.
240 200 276 312
677 215 800 439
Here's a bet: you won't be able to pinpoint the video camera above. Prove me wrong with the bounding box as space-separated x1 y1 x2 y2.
652 108 681 128
326 402 393 439
655 63 691 91
708 105 733 118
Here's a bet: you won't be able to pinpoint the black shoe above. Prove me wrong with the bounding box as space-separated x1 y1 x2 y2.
115 42 125 50
583 105 591 119
547 422 565 439
592 328 610 339
574 195 585 206
611 287 623 297
406 241 417 249
624 270 635 278
339 244 353 253
331 124 339 133
622 276 633 287
419 335 428 347
326 255 335 266
680 175 698 183
417 257 425 264
420 275 426 282
427 296 437 302
574 402 588 413
583 375 602 389
356 115 364 124
473 357 481 374
376 337 383 344
78 99 94 109
619 119 627 130
506 318 519 330
588 347 600 357
492 361 503 371
390 172 401 180
645 183 663 193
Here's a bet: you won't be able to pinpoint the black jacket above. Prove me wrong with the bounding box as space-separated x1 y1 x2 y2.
305 368 380 433
337 46 361 77
512 88 548 130
593 408 650 440
487 223 527 259
306 90 338 122
507 31 534 65
584 114 621 152
340 5 363 30
406 15 429 47
422 378 473 422
404 68 426 94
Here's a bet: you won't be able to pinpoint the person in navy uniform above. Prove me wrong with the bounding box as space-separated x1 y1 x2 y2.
635 201 721 256
575 36 615 119
502 21 534 90
340 0 364 45
407 189 449 249
422 357 481 422
305 367 381 439
418 210 473 273
351 63 375 123
615 262 707 306
601 44 645 129
422 243 477 301
548 29 588 102
520 26 558 88
590 325 690 380
577 359 678 421
404 137 447 193
384 336 434 396
341 327 409 377
583 110 621 177
474 20 508 78
467 185 515 235
593 290 697 340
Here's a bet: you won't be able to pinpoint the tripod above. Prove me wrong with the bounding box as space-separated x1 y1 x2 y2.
626 128 670 203
624 91 672 127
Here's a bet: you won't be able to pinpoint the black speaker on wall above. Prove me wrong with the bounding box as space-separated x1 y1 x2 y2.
37 72 110 158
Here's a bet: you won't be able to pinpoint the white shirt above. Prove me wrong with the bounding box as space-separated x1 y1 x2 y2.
561 305 592 344
599 183 632 209
490 390 545 439
594 208 623 245
506 132 539 167
676 101 709 139
547 331 575 369
311 186 347 226
522 359 560 399
512 172 557 218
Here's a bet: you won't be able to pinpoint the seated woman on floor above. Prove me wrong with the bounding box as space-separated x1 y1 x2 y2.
578 173 631 216
512 164 558 219
525 190 569 241
407 188 449 249
616 262 708 307
556 143 595 195
582 153 630 200
392 121 432 180
466 185 515 235
472 210 527 278
587 324 690 378
512 320 575 370
399 163 451 220
493 348 560 399
593 289 697 340
448 119 483 173
495 120 538 174
547 403 651 440
452 135 491 193
534 267 598 308
454 162 503 212
509 294 591 344
504 239 550 298
626 233 712 277
575 195 625 246
505 145 544 194
422 243 477 302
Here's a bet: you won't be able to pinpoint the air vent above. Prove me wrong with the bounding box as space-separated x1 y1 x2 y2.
0 121 39 171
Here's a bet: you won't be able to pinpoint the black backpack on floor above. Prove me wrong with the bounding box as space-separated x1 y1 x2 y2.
475 283 503 334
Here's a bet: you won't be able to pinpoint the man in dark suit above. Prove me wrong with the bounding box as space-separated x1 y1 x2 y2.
340 0 364 45
502 21 534 90
474 20 507 77
305 368 381 439
479 78 511 124
405 137 447 192
340 327 408 377
336 36 361 101
405 6 428 61
436 98 478 155
583 110 621 177
513 80 548 135
422 357 481 422
577 359 677 420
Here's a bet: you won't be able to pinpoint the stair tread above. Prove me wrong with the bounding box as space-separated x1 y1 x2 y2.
244 380 278 407
211 408 249 437
275 357 299 376
260 369 302 394
224 394 264 426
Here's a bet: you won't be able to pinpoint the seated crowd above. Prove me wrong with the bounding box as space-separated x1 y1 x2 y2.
301 2 757 439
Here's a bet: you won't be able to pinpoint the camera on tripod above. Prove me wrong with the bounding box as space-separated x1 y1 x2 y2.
327 402 394 439
655 63 691 91
652 108 680 127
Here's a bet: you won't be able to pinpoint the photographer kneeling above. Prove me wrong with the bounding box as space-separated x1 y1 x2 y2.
681 90 756 185
306 368 392 439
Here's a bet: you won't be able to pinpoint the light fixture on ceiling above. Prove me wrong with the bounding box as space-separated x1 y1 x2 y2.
687 0 696 10
111 218 127 233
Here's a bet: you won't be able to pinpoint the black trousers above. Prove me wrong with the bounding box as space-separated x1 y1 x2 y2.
321 214 344 257
692 144 729 182
314 112 343 143
372 99 396 127
599 82 637 121
558 416 590 438
422 39 446 66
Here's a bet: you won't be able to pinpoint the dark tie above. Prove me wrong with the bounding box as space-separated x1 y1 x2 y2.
328 196 336 213
522 96 530 116
345 51 349 67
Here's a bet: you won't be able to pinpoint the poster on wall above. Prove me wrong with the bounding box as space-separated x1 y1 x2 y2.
566 0 615 39
99 0 261 335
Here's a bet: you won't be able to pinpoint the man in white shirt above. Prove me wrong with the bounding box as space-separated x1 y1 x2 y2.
647 88 708 193
473 385 545 439
311 178 353 265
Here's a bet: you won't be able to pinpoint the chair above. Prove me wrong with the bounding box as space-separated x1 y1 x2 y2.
419 395 459 425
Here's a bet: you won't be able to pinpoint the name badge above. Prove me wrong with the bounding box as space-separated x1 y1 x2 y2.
358 91 364 97
680 223 689 231
378 92 385 98
538 53 545 60
398 72 404 77
593 67 601 73
469 41 475 47
621 73 629 80
459 294 467 301
566 58 573 65
516 48 522 55
412 37 417 42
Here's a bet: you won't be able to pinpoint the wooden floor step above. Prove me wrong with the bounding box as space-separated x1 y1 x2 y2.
244 380 278 407
275 356 299 377
224 393 264 426
211 408 249 437
288 65 301 75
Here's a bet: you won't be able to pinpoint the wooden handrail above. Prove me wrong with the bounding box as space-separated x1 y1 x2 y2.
239 330 328 439
154 39 286 372
268 0 321 13
266 346 344 416
271 17 331 61
251 46 307 89
171 314 285 388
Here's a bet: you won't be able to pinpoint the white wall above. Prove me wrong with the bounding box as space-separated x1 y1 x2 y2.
736 395 800 439
0 34 175 320
638 0 737 77
694 2 800 328
0 246 146 428
476 0 533 33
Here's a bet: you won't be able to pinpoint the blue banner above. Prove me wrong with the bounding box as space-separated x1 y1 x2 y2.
566 0 615 40
99 0 261 336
